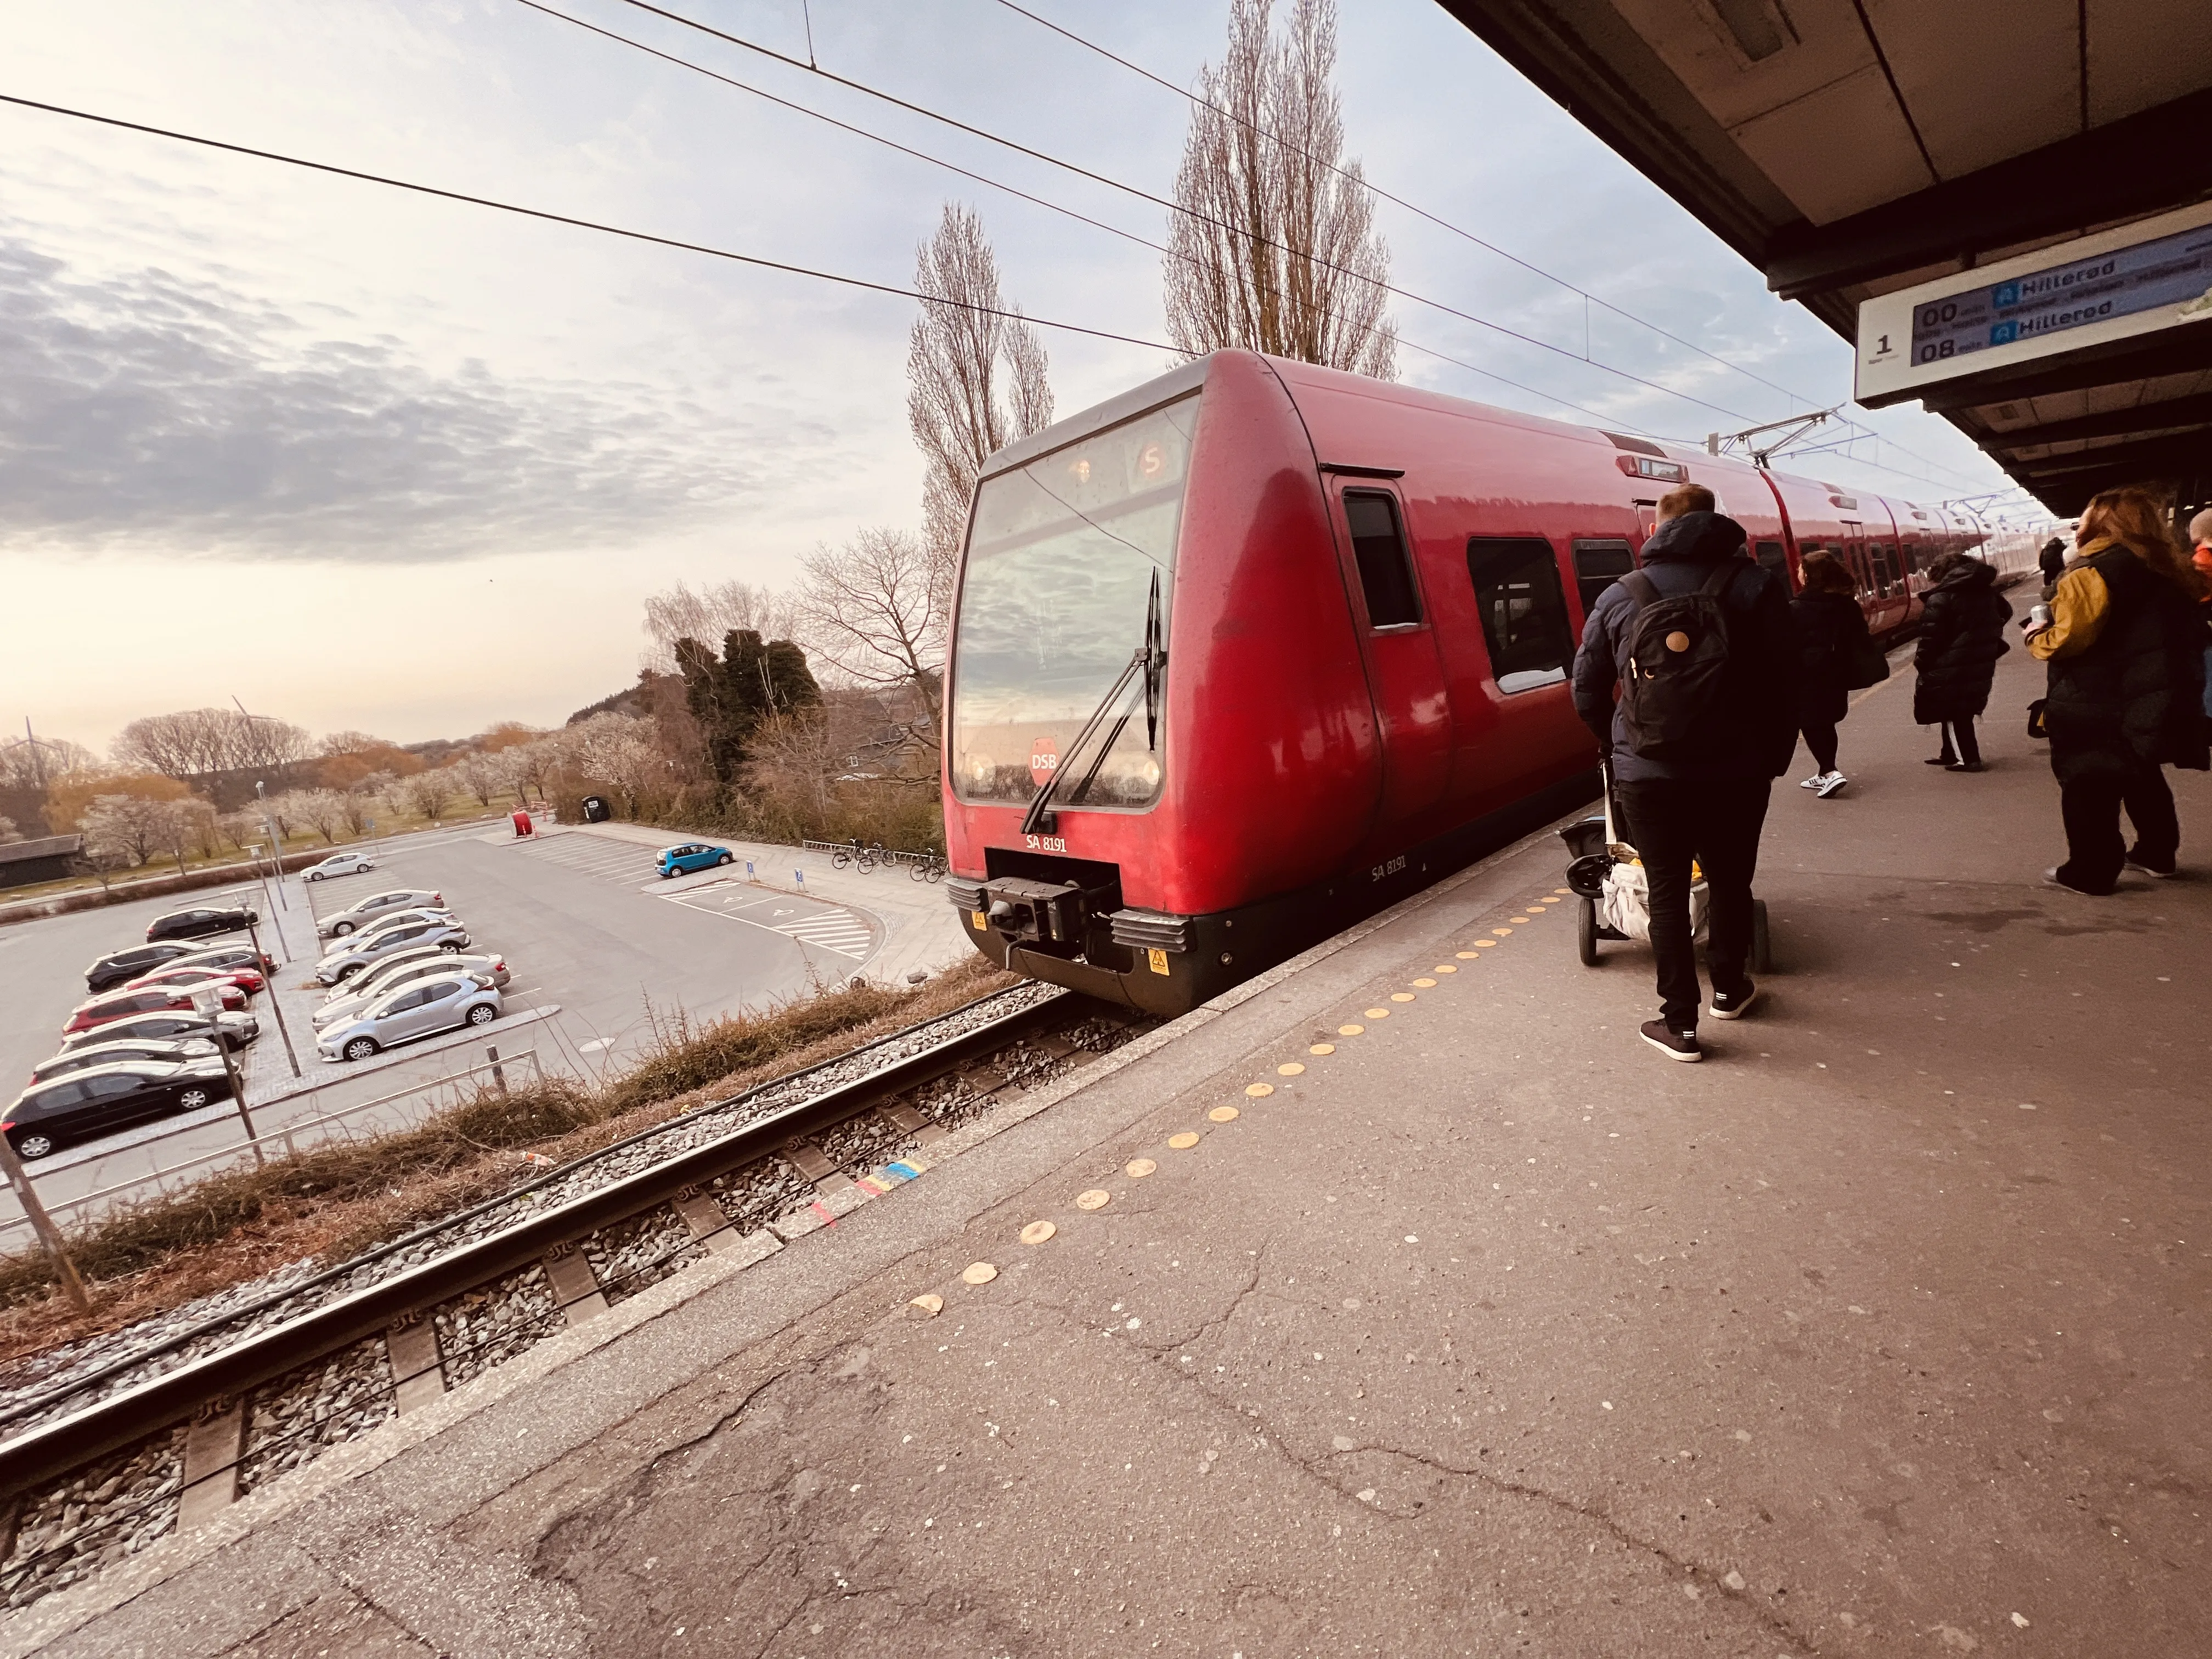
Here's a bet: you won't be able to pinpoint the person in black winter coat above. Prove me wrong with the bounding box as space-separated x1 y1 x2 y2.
1571 506 1799 1061
1912 553 2013 770
2038 537 2068 590
1787 550 1872 797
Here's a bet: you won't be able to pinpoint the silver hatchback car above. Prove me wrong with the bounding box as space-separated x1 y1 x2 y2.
313 918 472 985
313 953 510 1027
318 888 443 938
318 973 502 1063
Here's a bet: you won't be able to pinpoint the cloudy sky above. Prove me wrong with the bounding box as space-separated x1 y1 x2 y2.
3 0 2017 752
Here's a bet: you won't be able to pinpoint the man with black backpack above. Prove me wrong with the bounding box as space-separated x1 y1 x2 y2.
1571 501 1801 1061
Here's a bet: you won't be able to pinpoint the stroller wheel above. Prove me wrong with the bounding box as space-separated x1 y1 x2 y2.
1751 899 1773 975
1577 895 1600 966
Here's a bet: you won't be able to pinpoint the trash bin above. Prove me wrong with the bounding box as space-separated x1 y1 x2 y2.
581 795 611 823
511 810 534 838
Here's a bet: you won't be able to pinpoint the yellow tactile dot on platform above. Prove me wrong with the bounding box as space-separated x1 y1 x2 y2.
1412 978 1437 988
1365 1007 1390 1019
1434 965 1457 973
1209 1106 1240 1123
1310 1042 1336 1055
1277 1062 1306 1075
1474 939 1498 947
909 1293 944 1317
1075 1189 1111 1211
1390 992 1415 1003
1510 916 1530 924
961 1262 998 1285
1246 1082 1275 1097
1126 1158 1158 1178
1168 1132 1201 1150
1020 1220 1057 1245
1455 951 1479 960
1491 927 1514 936
1338 1023 1364 1036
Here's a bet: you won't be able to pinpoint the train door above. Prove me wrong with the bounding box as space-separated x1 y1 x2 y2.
1464 535 1586 800
1329 484 1454 833
1839 521 1878 630
1570 537 1635 632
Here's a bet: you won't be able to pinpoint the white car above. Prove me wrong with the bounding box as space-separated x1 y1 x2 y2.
313 953 510 1027
313 918 472 985
318 888 444 938
318 974 502 1063
303 851 375 881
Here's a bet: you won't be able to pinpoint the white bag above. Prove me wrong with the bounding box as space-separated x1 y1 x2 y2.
1598 859 1708 943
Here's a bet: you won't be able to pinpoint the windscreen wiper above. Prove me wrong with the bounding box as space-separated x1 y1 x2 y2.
1020 571 1164 837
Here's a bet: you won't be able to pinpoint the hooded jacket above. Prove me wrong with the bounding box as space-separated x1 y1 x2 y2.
1570 511 1801 782
2029 540 2210 780
1911 557 2012 724
1788 588 1872 724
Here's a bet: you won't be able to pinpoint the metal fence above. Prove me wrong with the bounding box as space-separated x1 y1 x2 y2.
0 1047 549 1247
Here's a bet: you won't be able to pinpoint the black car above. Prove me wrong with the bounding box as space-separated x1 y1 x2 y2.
27 1036 221 1087
145 904 258 944
55 1010 259 1053
4 1060 235 1160
84 939 212 994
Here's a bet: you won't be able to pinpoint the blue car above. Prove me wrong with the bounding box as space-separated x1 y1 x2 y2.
656 842 734 878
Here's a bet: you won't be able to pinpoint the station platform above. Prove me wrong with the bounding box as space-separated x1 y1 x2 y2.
21 625 2212 1658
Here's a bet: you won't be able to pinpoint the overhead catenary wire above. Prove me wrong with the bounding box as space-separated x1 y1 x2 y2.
600 0 1786 430
0 89 1175 354
975 0 1998 496
511 0 1663 436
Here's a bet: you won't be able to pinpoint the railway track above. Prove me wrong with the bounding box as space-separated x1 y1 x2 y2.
0 981 1149 1610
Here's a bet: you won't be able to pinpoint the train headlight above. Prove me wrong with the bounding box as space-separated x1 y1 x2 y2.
968 754 993 783
1137 757 1162 789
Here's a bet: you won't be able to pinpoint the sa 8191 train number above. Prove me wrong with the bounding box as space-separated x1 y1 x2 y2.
1369 854 1406 882
1025 833 1069 853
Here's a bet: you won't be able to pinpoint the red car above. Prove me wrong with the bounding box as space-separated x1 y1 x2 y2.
123 964 267 998
64 983 247 1036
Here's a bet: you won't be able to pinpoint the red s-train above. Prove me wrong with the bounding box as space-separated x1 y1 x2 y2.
941 349 2041 1014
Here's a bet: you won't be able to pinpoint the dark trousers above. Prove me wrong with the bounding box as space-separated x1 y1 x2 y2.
1615 778 1772 1030
2056 759 2180 889
1936 718 1982 766
1800 718 1838 774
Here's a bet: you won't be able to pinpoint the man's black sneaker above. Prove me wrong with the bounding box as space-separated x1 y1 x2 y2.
1640 1020 1702 1062
1708 982 1761 1021
2123 855 2176 878
2042 866 2114 896
1946 761 1987 773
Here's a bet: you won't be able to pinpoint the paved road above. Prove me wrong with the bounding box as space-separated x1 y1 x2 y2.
0 822 882 1230
32 610 2212 1656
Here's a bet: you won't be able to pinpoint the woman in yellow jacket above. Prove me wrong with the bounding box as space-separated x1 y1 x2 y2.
2027 487 2210 894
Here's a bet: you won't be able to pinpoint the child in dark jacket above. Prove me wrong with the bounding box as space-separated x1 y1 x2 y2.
1912 553 2013 770
1788 550 1874 797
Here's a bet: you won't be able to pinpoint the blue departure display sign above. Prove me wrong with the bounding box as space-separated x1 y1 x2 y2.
1909 222 2212 366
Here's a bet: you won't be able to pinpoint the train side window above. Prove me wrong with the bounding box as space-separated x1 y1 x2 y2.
1569 538 1634 618
1342 490 1421 627
1467 538 1573 693
1753 540 1788 583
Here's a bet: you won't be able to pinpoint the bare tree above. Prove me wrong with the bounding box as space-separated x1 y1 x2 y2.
640 579 802 673
909 203 1054 580
114 707 312 789
797 529 949 733
451 750 512 808
568 714 663 815
507 739 562 808
1164 0 1396 379
398 770 456 824
77 794 193 867
272 788 350 844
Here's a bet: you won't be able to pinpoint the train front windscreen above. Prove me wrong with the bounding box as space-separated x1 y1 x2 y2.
949 395 1199 812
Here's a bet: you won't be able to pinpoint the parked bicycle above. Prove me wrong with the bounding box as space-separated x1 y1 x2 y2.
909 851 947 884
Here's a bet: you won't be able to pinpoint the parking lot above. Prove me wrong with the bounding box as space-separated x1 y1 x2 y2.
0 821 896 1234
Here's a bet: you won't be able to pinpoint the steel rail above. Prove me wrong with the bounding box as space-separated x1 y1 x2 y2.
0 986 1072 1500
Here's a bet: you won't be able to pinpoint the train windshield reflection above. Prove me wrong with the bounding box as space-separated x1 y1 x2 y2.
949 396 1199 809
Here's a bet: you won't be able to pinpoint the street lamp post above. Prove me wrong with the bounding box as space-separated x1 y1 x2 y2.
241 915 302 1080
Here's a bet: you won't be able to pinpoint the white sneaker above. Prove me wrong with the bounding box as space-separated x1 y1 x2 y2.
1798 771 1825 789
1815 771 1847 798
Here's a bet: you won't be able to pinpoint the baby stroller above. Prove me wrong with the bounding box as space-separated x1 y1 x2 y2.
1558 763 1770 973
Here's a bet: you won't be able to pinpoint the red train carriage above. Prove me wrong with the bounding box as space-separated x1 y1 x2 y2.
941 350 1990 1015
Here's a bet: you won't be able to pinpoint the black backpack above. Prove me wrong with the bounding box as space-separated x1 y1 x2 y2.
1616 562 1742 759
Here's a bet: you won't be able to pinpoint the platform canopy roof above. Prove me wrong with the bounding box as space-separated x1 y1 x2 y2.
1437 0 2212 515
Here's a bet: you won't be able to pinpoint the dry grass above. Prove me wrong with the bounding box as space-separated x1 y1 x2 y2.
0 956 1017 1368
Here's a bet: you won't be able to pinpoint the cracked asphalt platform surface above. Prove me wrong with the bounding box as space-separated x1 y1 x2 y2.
18 630 2212 1658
